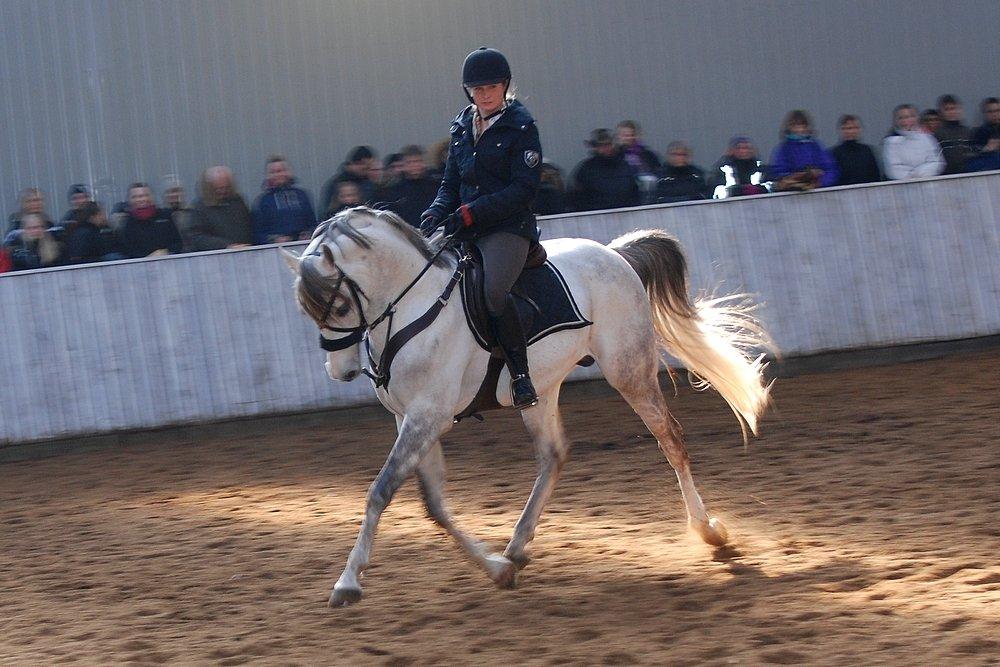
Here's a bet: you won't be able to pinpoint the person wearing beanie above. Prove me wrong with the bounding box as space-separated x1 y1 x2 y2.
832 115 882 185
883 104 945 180
61 184 93 223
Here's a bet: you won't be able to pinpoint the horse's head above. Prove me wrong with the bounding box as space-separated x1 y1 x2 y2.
282 230 364 382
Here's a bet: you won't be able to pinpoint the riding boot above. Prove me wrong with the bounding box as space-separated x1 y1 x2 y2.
489 296 538 409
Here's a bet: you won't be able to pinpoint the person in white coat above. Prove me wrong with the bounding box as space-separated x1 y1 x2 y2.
882 104 945 180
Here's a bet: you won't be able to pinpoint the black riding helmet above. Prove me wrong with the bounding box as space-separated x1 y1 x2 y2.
462 47 511 102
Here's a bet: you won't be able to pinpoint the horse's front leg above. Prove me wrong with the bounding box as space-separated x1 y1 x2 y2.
330 411 450 607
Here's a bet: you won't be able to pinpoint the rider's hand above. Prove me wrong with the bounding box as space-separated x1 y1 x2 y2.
442 213 475 241
418 213 440 236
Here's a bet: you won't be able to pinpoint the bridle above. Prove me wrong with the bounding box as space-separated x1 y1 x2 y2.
312 235 469 389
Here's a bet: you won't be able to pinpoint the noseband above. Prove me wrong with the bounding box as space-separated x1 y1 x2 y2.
311 237 468 388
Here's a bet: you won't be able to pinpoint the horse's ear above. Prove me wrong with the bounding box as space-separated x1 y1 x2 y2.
279 246 300 275
321 243 337 272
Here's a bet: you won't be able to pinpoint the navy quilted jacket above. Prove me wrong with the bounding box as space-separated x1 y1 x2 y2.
424 100 541 242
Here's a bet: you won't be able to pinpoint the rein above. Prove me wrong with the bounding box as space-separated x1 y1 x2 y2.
317 236 469 389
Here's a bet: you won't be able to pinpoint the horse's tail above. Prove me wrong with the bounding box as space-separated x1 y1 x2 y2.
609 229 772 440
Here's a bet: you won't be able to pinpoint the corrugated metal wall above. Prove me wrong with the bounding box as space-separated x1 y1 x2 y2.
2 173 998 445
1 0 997 224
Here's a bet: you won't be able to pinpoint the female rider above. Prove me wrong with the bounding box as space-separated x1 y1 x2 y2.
420 47 542 409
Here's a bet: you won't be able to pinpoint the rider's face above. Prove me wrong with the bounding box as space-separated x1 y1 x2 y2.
469 82 505 116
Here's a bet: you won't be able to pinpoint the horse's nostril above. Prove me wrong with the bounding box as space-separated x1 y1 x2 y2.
343 370 359 381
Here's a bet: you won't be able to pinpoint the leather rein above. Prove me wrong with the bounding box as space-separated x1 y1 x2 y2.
316 239 468 390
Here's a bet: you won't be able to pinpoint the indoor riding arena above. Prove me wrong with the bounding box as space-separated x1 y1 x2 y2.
3 173 998 665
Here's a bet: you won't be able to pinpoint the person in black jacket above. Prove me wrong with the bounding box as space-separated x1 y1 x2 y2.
569 129 640 212
118 183 182 259
64 202 123 264
655 141 709 203
420 47 543 408
383 145 439 227
6 213 64 271
832 114 882 185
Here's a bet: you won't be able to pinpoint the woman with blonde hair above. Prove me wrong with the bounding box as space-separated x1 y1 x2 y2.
6 213 64 270
882 104 945 180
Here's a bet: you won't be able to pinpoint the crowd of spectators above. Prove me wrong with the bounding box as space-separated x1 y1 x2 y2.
2 94 997 274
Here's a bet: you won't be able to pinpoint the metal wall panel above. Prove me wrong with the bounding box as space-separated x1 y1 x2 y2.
1 173 998 445
2 0 997 226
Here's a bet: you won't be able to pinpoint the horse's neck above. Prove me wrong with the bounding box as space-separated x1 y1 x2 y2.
360 254 452 349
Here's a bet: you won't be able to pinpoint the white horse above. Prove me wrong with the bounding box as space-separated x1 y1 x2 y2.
281 207 770 607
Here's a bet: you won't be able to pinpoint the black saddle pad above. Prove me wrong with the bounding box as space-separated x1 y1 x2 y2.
460 255 592 351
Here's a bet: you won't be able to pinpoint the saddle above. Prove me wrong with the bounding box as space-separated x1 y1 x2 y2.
454 240 593 422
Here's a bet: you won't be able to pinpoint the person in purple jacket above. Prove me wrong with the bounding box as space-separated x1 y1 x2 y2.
769 109 838 191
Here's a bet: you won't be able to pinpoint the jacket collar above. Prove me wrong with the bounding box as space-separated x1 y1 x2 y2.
454 99 533 132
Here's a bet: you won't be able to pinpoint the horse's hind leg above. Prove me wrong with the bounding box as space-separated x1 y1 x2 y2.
417 441 517 588
598 341 729 547
503 386 570 569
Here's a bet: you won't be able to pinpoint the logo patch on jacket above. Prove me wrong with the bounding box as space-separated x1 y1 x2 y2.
523 150 540 168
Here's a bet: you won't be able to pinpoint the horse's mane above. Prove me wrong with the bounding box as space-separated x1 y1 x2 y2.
295 206 453 325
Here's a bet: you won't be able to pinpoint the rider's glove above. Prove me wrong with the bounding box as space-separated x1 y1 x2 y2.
418 213 440 236
442 207 476 241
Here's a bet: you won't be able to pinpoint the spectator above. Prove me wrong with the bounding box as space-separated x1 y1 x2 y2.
832 115 882 185
709 136 769 199
934 94 973 174
382 153 405 191
186 166 253 251
883 104 945 180
535 162 569 216
616 119 661 177
655 141 709 203
426 139 450 181
118 182 182 258
967 97 1000 172
61 184 93 224
6 213 64 271
920 109 942 135
569 128 640 212
64 202 124 264
161 177 193 244
327 181 362 216
251 155 316 244
770 110 839 191
383 145 439 226
320 145 377 215
5 187 52 238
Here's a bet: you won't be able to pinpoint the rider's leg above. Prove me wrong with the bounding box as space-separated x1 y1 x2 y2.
476 232 537 409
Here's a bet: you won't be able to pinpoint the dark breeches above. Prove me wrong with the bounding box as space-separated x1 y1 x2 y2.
474 232 530 316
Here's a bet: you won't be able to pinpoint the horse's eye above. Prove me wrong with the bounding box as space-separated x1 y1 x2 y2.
335 303 351 317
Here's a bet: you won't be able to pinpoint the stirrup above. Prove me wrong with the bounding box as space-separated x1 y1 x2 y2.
510 374 538 409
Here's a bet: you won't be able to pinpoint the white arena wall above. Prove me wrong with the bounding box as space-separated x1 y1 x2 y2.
1 172 998 446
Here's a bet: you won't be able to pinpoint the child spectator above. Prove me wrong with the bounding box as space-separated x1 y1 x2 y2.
934 94 973 174
968 97 1000 172
883 104 945 180
327 181 363 216
382 145 439 226
920 109 942 135
569 129 640 212
118 183 183 258
320 146 378 215
64 202 124 264
186 166 254 250
832 115 882 185
655 141 709 203
252 155 317 244
770 110 838 191
61 184 93 224
709 136 769 199
6 213 64 271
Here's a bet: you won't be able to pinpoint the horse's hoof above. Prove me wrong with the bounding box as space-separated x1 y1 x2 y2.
691 517 730 547
329 585 363 607
485 554 518 589
503 548 531 570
